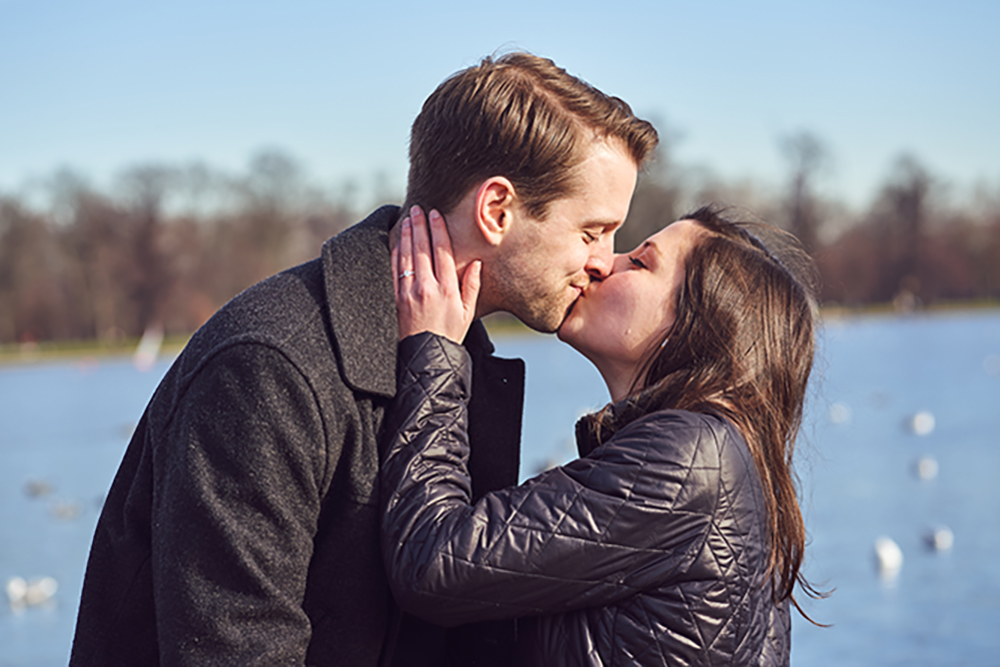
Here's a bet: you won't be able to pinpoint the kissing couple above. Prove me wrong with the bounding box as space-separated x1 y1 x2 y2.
73 52 820 667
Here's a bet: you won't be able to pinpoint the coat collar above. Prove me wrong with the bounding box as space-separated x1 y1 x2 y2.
322 205 400 398
321 204 503 398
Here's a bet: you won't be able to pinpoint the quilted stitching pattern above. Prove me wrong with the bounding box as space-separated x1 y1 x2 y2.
381 333 790 666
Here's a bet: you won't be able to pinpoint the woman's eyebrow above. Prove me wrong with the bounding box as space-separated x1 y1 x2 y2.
637 240 663 261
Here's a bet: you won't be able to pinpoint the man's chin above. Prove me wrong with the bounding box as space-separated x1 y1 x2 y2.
554 300 581 340
510 296 579 335
510 311 559 335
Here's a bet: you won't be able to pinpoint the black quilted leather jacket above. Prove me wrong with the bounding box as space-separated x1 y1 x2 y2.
381 333 791 666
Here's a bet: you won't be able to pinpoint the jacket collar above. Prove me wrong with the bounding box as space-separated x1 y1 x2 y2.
322 205 400 398
574 385 660 457
576 387 730 457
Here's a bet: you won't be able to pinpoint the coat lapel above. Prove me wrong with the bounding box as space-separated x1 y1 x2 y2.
322 205 400 398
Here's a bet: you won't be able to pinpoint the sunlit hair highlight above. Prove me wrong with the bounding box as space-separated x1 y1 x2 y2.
405 51 658 220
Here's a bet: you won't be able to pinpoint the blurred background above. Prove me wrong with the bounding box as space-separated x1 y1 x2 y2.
1 1 998 665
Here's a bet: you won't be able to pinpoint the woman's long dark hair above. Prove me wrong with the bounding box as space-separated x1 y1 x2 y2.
606 204 824 617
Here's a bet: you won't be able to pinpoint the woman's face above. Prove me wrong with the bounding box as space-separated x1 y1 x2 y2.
557 219 704 374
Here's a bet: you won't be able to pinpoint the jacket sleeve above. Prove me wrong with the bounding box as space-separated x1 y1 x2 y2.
380 333 718 627
152 344 327 665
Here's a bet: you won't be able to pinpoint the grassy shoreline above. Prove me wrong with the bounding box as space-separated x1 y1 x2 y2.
3 300 998 366
0 336 191 367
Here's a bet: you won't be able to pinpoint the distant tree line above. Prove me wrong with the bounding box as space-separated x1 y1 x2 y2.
2 138 999 345
618 131 1000 310
0 151 355 345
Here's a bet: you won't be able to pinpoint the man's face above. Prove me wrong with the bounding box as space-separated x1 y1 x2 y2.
485 138 638 333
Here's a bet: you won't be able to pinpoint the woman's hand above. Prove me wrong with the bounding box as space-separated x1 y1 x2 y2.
393 205 481 343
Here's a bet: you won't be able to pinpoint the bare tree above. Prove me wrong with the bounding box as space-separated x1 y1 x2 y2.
869 154 935 304
779 131 827 253
118 165 177 333
60 189 133 340
0 198 54 342
617 144 684 253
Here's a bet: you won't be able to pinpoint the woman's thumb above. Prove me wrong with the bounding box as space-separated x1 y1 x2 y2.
461 260 482 315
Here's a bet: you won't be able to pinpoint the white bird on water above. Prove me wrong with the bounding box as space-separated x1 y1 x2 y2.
874 536 904 579
5 576 58 610
914 455 939 481
924 526 954 552
905 411 935 436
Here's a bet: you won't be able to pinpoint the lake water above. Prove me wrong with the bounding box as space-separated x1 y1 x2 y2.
2 311 999 666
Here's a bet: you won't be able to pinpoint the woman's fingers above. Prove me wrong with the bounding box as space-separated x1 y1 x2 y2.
391 241 399 300
409 206 434 283
461 260 482 321
428 209 458 291
394 217 414 340
394 205 478 344
398 216 414 285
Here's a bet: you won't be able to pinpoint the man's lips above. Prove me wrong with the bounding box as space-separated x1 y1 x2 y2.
563 284 586 319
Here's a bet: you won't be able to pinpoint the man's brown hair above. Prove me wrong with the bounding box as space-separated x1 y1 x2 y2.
405 52 658 220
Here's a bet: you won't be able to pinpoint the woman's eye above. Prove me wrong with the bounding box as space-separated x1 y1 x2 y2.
584 232 598 244
629 256 647 269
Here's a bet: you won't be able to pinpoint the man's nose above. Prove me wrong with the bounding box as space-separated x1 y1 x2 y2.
584 235 615 280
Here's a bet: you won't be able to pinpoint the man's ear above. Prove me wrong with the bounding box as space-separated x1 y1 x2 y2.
475 177 517 246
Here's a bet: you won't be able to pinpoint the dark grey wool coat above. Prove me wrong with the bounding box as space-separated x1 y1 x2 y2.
69 206 526 667
381 333 791 666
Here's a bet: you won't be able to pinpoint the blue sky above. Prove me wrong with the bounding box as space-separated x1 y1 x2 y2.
2 0 998 209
